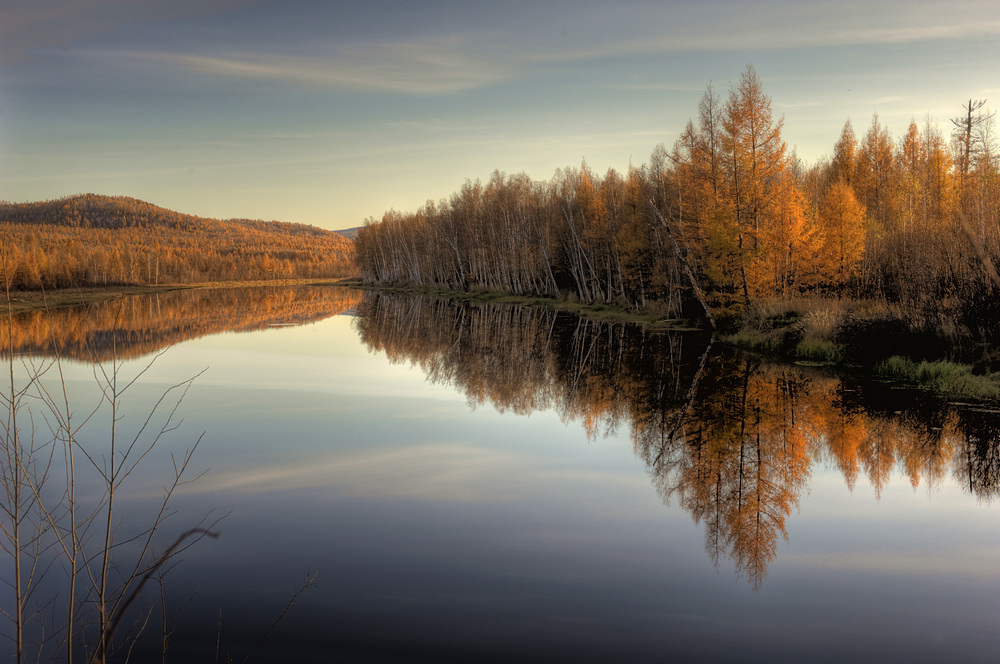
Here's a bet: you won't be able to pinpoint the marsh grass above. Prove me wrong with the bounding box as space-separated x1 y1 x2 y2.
362 285 1000 402
876 356 1000 402
726 298 927 366
794 338 843 364
726 327 791 354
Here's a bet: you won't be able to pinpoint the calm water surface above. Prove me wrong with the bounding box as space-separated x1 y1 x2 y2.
3 285 998 662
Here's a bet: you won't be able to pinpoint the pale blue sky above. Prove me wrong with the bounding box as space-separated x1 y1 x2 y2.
1 1 998 230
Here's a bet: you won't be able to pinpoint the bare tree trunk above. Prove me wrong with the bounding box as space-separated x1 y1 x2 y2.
648 202 717 329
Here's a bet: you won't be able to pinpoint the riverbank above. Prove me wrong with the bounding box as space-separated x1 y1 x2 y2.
338 279 704 331
16 279 1000 404
724 297 1000 403
348 281 1000 404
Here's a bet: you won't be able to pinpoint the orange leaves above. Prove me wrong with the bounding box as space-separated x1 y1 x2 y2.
818 179 866 288
675 65 809 303
754 172 815 297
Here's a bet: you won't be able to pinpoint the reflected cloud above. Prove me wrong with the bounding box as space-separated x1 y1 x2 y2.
7 287 999 594
189 442 641 503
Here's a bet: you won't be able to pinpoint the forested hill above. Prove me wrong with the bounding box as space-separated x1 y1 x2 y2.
0 194 356 289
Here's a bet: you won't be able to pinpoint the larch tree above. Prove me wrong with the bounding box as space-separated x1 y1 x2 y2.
718 64 790 302
855 113 898 231
818 179 866 290
760 171 815 297
829 119 858 187
853 113 898 296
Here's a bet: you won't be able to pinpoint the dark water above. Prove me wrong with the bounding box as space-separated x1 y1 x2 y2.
3 286 998 662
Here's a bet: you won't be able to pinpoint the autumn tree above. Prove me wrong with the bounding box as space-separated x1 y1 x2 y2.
717 65 806 301
817 179 866 290
829 120 858 187
670 84 741 307
853 113 898 296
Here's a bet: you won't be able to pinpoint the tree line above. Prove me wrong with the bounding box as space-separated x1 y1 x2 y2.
0 194 355 289
354 65 999 334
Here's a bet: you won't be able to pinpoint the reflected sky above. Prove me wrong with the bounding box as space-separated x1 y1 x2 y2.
5 293 1000 663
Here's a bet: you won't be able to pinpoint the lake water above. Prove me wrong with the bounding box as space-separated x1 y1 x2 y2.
3 285 998 663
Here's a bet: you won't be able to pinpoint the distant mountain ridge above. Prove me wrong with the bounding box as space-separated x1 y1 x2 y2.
0 194 357 289
334 226 360 240
0 193 340 237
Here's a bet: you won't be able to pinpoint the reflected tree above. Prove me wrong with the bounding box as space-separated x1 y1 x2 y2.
354 291 1000 586
0 286 362 362
953 409 1000 501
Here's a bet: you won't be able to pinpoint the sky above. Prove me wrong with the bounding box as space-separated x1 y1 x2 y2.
1 1 998 231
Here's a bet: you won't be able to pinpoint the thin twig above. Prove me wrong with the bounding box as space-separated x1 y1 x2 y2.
241 571 319 663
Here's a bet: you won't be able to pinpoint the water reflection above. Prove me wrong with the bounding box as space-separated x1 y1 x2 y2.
355 291 1000 588
1 284 361 361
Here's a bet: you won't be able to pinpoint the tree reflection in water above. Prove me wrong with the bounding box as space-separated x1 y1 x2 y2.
355 291 1000 588
0 285 362 361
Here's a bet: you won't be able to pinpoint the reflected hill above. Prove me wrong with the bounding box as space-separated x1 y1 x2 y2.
355 291 1000 589
1 285 361 362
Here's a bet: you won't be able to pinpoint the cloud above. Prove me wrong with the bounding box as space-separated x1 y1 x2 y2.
9 1 999 96
820 13 1000 48
186 443 528 502
123 37 513 95
480 1 1000 67
776 100 825 110
183 441 642 502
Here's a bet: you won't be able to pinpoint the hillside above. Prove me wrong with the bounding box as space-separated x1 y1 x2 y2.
0 194 356 289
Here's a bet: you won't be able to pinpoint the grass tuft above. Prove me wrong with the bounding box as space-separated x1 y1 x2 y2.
795 338 842 364
875 356 1000 402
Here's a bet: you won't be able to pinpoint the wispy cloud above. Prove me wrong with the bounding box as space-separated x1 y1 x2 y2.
825 21 1000 47
871 96 907 106
124 38 513 95
187 443 527 501
23 1 1000 97
182 442 642 502
510 1 1000 64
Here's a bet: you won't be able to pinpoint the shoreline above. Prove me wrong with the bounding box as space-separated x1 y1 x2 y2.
347 281 1000 404
1 278 358 315
9 279 1000 404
